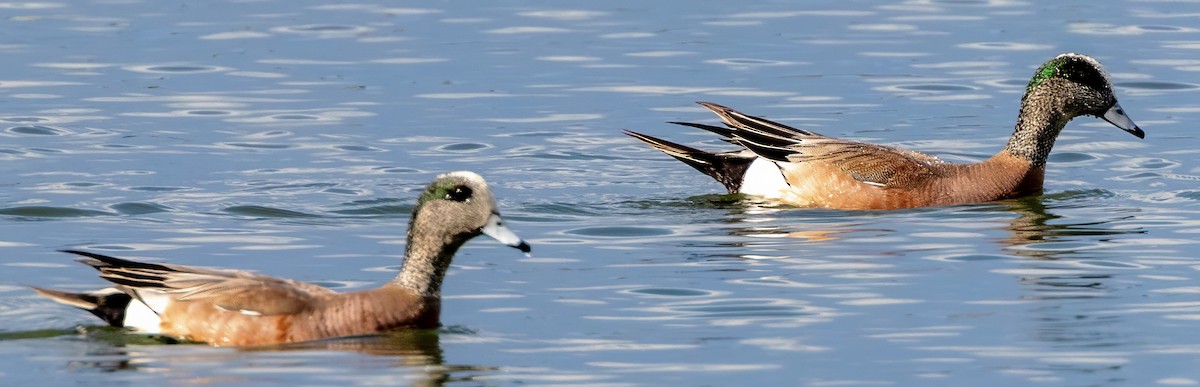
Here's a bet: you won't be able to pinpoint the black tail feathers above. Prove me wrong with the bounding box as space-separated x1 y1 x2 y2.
624 130 754 193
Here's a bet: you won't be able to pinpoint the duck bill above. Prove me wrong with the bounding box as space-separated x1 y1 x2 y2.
481 213 531 253
1101 102 1145 139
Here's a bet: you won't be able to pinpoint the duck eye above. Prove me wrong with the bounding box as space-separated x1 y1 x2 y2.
445 185 472 202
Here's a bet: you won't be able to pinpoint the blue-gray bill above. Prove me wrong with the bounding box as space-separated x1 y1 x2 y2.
1102 102 1145 139
481 213 532 253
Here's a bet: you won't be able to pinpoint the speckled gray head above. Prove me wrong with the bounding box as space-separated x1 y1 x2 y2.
1026 53 1144 139
1006 53 1145 167
417 171 531 253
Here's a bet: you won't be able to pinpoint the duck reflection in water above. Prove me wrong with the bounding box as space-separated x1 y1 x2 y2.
10 326 482 387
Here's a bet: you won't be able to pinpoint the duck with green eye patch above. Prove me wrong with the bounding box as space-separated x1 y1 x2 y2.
1009 53 1143 167
31 171 531 346
626 53 1144 210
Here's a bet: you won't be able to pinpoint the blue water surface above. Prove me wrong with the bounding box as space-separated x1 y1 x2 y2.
1 0 1199 385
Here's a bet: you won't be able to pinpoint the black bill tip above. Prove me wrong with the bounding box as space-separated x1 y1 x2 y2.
514 241 532 254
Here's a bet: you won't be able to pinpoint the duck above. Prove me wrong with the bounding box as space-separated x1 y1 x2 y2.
32 171 531 346
625 53 1145 210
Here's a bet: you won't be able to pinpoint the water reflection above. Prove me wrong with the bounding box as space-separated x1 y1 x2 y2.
0 327 465 386
262 330 454 386
996 196 1144 259
708 193 1150 262
628 194 1159 369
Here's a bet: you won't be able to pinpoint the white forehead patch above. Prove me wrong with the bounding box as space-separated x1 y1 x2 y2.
439 170 487 186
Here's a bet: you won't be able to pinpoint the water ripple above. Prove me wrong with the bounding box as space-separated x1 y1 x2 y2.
123 64 232 74
597 297 840 328
506 339 696 353
517 10 608 20
221 205 319 218
957 42 1054 51
5 125 69 136
704 58 803 68
109 202 173 215
270 24 374 37
0 206 115 218
564 226 675 238
484 26 573 34
1069 23 1199 35
1117 81 1200 91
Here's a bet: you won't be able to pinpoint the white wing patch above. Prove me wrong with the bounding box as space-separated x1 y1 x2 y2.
215 304 264 316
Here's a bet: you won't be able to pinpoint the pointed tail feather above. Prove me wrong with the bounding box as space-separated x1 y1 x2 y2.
61 249 180 290
624 130 716 167
61 249 176 273
624 130 754 193
669 121 736 143
724 122 808 163
31 286 131 327
695 101 822 138
31 287 100 310
685 102 822 163
626 102 822 193
733 135 800 163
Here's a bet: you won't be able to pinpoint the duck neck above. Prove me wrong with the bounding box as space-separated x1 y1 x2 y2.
390 220 470 298
1002 92 1072 168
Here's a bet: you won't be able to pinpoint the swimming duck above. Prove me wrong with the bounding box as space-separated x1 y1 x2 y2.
625 53 1144 210
32 171 530 346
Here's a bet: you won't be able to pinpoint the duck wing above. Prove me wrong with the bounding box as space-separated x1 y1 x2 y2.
64 250 334 316
695 102 945 188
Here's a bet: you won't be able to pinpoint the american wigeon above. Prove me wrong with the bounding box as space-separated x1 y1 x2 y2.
625 53 1144 210
32 171 531 346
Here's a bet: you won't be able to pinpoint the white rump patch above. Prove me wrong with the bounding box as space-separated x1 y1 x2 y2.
123 291 169 334
738 158 789 198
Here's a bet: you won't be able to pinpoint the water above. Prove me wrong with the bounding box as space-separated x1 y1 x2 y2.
1 0 1198 385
